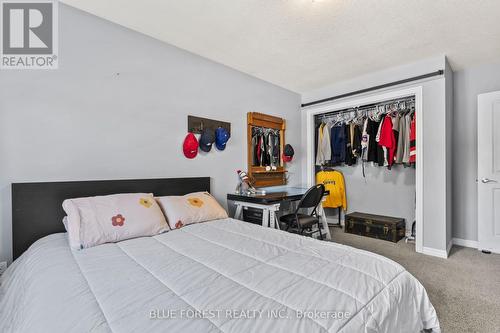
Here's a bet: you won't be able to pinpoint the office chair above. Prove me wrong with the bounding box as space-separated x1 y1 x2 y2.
279 184 326 240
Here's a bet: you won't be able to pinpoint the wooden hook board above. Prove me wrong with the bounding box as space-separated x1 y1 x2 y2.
188 115 231 135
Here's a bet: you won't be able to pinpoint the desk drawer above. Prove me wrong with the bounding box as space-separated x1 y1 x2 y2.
242 207 263 225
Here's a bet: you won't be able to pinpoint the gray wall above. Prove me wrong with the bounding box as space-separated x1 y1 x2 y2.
331 165 415 230
453 61 500 241
0 4 301 263
302 56 451 252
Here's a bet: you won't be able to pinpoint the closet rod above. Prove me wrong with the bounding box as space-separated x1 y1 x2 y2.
316 96 415 119
301 69 444 108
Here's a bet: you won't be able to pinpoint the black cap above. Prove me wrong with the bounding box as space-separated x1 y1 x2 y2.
199 129 215 152
283 144 294 162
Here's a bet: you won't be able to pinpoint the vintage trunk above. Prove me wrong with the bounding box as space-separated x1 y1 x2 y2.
344 212 406 243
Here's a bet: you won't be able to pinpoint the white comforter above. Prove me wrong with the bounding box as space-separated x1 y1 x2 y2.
0 218 439 333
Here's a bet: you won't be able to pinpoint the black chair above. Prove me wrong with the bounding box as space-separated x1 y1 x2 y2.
279 184 326 239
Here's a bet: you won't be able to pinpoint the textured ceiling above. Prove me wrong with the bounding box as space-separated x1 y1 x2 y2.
61 0 500 93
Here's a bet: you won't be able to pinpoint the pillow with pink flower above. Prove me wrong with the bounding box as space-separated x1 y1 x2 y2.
62 193 168 250
156 192 228 230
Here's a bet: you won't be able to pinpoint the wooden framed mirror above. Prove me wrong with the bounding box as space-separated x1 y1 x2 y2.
247 112 287 187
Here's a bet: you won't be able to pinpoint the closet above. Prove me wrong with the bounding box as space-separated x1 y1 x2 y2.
312 95 417 243
303 62 454 258
315 96 416 170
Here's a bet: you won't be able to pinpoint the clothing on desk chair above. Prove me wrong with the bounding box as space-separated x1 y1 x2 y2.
316 170 347 210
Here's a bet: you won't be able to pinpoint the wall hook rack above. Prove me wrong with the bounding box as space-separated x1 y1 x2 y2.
188 115 231 135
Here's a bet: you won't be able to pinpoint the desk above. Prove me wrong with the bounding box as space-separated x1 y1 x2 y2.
227 186 332 240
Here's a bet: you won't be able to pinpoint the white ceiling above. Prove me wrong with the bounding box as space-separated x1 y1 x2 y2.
61 0 500 93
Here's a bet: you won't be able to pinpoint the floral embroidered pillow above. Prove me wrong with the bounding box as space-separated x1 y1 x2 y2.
156 192 228 230
62 193 169 250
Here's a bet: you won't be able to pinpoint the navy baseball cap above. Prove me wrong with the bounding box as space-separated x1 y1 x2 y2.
199 129 215 152
283 144 294 162
215 127 230 150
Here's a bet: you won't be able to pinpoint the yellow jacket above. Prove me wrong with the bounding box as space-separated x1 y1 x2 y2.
316 170 347 210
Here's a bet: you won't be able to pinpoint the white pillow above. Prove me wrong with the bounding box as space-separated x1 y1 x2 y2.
156 192 228 229
62 193 169 250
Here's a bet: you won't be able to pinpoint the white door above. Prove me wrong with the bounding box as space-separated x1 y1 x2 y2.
478 91 500 253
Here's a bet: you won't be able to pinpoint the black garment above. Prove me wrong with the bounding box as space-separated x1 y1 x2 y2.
346 124 362 165
345 125 355 166
377 142 385 167
270 131 280 166
352 124 362 158
251 128 261 166
366 119 380 163
252 134 259 165
261 133 269 166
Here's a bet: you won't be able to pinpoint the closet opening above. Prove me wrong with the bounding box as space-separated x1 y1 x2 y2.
304 87 423 253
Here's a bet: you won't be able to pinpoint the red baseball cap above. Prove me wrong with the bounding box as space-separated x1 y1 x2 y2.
183 133 199 159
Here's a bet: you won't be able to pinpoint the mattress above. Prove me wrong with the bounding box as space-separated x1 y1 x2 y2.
0 218 440 333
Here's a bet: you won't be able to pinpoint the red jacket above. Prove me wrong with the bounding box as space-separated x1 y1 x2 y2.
409 114 416 163
378 115 396 166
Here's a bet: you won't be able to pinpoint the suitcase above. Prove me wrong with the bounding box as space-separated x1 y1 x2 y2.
345 212 405 243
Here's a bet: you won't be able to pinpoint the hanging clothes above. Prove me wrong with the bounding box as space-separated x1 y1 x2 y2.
331 125 346 165
409 113 416 163
315 123 332 165
274 133 280 165
313 96 415 170
314 122 321 163
267 130 280 167
259 134 265 165
264 133 271 166
344 123 362 165
368 119 385 166
366 118 380 163
375 119 388 166
316 170 347 210
402 114 412 164
392 115 400 164
252 132 260 166
361 118 370 161
378 115 396 168
395 114 406 164
344 124 354 166
251 128 281 167
352 124 362 159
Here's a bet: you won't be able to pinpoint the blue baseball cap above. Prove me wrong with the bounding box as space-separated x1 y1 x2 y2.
215 127 230 150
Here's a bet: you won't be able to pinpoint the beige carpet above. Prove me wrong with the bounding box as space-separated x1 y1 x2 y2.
328 227 500 333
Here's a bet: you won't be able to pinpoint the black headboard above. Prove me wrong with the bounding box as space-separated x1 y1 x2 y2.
12 177 210 259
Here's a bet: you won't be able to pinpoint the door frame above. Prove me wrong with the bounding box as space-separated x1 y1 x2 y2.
477 91 500 253
303 86 424 253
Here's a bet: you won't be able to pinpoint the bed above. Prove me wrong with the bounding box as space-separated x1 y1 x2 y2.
1 178 440 333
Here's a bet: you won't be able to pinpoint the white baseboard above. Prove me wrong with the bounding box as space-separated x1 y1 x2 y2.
447 239 453 256
422 239 456 259
421 246 448 259
326 217 344 226
452 238 478 249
